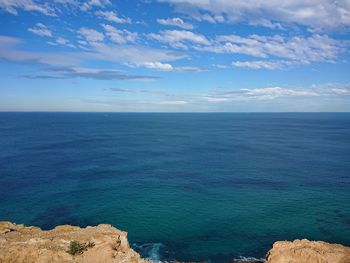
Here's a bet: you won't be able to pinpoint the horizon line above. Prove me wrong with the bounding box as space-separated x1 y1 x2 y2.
1 111 350 114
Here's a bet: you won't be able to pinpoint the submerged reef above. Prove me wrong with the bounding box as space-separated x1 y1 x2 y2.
1 221 350 263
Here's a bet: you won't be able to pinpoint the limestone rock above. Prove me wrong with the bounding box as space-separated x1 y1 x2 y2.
266 239 350 263
0 221 149 263
2 222 350 263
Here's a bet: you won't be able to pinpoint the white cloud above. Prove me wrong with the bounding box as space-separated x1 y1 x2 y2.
28 23 52 37
55 37 75 48
90 44 186 66
311 83 350 96
207 34 344 64
197 13 225 24
0 35 82 66
158 100 188 105
212 64 230 69
241 87 319 100
104 83 350 110
102 24 137 44
141 62 173 71
95 10 131 24
80 0 111 11
0 35 185 70
331 88 350 95
232 60 291 70
0 0 114 16
157 17 193 29
0 35 22 46
175 66 208 72
107 83 350 109
148 30 210 49
56 37 68 45
78 27 104 45
202 86 318 101
148 31 346 67
0 0 55 16
249 19 284 30
53 0 79 4
160 0 350 31
22 67 159 81
203 84 350 102
132 62 207 72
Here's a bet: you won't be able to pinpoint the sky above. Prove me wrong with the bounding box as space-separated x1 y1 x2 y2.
0 0 350 112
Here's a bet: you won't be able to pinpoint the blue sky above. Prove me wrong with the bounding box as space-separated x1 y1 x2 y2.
0 0 349 112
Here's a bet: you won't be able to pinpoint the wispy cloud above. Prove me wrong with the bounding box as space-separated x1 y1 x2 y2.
159 0 350 32
28 23 52 37
232 60 291 70
102 24 138 44
203 85 350 102
0 0 349 112
0 35 82 66
141 61 173 71
89 83 350 112
109 83 350 103
90 44 186 67
0 0 55 16
157 17 193 29
78 27 104 46
148 30 210 49
0 35 186 72
175 66 208 72
157 100 188 105
53 37 75 48
210 34 345 64
149 31 347 68
21 67 159 81
95 10 131 24
109 87 176 97
80 0 111 11
0 0 111 15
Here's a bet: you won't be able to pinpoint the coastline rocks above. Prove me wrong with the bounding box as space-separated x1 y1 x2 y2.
0 221 149 263
1 222 350 263
266 239 350 263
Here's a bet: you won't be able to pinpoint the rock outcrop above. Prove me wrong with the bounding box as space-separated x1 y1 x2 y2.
0 221 149 263
266 239 350 263
1 221 350 263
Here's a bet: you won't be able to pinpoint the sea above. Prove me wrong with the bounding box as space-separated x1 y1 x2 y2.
0 112 349 262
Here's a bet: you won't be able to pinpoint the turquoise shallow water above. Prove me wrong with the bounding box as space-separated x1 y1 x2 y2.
0 113 350 262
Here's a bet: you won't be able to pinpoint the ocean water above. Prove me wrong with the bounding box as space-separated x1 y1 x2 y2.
0 112 350 262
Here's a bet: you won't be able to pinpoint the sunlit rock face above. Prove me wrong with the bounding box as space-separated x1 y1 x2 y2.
266 239 350 263
2 222 350 263
0 221 149 263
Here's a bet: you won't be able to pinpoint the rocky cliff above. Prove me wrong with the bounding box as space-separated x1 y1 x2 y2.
266 239 350 263
1 221 350 263
0 221 149 263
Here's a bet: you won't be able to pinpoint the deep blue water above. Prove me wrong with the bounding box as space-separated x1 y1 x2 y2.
0 113 350 262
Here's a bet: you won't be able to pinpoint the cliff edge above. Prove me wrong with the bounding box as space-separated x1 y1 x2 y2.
266 239 350 263
0 221 149 263
1 221 350 263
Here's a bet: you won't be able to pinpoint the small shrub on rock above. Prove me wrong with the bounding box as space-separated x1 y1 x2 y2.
67 241 95 256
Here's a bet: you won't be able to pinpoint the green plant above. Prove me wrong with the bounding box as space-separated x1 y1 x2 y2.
67 240 95 256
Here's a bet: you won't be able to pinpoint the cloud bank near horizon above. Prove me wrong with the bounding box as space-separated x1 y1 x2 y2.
0 0 349 111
